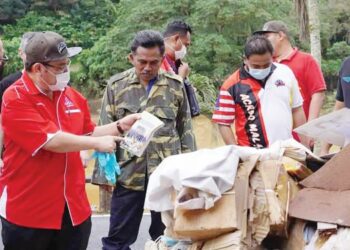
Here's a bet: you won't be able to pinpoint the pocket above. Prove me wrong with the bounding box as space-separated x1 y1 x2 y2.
115 105 139 120
151 107 177 136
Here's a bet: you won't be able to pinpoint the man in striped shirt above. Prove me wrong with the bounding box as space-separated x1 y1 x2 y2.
212 35 307 148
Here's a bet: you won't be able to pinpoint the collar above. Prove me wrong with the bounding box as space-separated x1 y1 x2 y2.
164 54 178 73
275 48 298 63
21 70 42 95
128 68 165 86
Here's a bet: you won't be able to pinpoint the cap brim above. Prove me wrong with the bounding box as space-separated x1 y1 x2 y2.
67 47 82 58
253 30 278 35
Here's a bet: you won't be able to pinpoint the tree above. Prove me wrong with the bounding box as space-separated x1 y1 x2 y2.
295 0 322 64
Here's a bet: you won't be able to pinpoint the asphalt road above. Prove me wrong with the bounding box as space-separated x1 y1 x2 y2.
0 214 151 250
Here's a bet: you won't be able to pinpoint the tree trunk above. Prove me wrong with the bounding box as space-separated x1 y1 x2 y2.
307 0 322 65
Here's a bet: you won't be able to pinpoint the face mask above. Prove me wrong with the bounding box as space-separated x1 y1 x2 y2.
248 66 271 80
44 68 70 91
166 38 187 60
175 40 187 60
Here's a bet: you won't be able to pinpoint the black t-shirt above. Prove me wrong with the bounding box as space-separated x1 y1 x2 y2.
336 57 350 108
0 71 22 111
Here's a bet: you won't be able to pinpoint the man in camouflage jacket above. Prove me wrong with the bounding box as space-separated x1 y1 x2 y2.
92 30 196 250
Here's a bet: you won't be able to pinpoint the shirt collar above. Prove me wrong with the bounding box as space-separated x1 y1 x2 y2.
164 54 178 73
275 48 298 63
21 70 41 95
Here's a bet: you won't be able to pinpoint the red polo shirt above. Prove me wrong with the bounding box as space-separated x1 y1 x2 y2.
277 48 326 118
0 71 95 229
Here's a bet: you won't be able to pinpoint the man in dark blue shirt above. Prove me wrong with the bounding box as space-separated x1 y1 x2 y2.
335 57 350 108
320 56 350 155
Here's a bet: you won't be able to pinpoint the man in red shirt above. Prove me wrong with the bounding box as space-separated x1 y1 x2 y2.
161 20 200 117
254 21 326 146
0 31 139 250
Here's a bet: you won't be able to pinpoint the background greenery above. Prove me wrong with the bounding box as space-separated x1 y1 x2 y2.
0 0 349 113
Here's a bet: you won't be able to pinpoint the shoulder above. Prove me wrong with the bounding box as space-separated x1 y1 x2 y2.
221 69 241 90
341 56 350 70
273 62 295 76
64 87 88 103
108 68 135 86
161 71 183 84
0 71 22 89
2 79 31 107
295 50 319 66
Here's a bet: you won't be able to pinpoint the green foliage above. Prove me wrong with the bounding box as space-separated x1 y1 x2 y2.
0 0 30 24
1 0 350 102
189 73 218 115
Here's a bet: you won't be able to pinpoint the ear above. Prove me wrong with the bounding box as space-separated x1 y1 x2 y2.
243 57 249 66
127 53 134 64
31 63 43 74
278 31 286 40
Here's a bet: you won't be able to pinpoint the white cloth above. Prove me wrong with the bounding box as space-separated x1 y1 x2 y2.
144 146 240 212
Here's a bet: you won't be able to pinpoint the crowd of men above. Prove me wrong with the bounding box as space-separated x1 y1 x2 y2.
0 19 347 250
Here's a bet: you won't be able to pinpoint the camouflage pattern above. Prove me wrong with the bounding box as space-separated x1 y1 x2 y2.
92 68 197 191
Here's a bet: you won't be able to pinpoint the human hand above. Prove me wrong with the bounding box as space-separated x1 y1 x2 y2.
100 185 113 193
94 136 122 153
178 62 190 79
80 150 90 168
118 113 141 133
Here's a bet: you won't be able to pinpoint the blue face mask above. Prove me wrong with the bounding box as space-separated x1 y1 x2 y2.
248 66 272 80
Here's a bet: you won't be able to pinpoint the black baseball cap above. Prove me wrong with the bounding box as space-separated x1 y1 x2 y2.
253 20 289 36
24 31 82 68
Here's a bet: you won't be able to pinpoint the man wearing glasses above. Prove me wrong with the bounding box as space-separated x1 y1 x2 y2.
0 31 140 250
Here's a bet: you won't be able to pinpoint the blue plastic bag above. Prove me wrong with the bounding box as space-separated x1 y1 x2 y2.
92 152 121 185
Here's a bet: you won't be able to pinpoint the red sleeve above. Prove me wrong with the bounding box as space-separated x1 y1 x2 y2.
212 87 236 125
305 56 327 95
81 98 96 135
2 95 59 155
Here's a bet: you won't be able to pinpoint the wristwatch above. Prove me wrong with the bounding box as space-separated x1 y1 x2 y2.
116 121 124 135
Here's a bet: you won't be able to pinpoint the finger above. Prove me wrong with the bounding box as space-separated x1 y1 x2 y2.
113 136 124 142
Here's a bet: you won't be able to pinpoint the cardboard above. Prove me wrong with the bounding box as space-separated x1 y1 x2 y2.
173 155 259 241
289 188 350 227
201 231 243 250
173 188 237 240
301 145 350 191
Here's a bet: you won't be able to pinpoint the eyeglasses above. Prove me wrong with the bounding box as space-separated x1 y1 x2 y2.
0 55 9 62
43 59 71 73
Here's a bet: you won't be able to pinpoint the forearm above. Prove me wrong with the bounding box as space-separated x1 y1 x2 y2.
43 132 100 153
292 106 309 147
92 122 119 137
218 124 237 145
308 91 325 121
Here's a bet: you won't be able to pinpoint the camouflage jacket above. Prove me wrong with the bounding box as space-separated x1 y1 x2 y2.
92 68 197 191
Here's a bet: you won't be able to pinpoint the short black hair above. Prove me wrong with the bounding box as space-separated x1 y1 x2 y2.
130 30 165 55
164 20 192 38
244 35 274 58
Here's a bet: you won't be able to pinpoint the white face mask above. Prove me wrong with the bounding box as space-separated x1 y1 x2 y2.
166 38 187 60
175 40 187 60
44 69 70 91
248 66 271 80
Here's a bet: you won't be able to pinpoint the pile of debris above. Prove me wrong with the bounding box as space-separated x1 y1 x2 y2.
144 139 323 249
